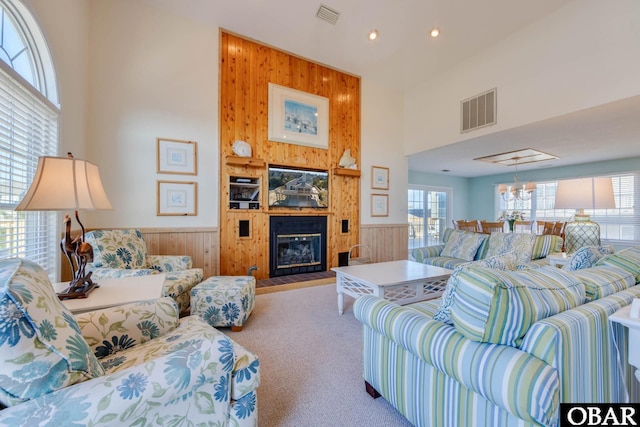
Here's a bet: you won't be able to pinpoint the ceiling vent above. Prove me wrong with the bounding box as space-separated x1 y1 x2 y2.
316 4 340 25
461 88 497 133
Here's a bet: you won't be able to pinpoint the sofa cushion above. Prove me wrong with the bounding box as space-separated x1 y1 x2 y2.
433 253 518 324
411 245 444 263
563 245 614 271
440 230 487 262
570 265 634 302
531 235 563 260
596 247 640 282
86 229 148 269
450 266 585 346
485 232 536 265
0 259 104 407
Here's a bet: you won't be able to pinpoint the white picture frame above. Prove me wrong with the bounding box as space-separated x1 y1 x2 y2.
268 83 329 149
157 138 197 175
157 180 197 216
371 194 389 217
371 166 389 190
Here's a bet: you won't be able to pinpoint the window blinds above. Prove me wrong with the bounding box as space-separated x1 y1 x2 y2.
0 65 58 277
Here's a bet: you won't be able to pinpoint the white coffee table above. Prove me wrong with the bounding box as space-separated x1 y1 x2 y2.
53 273 166 314
331 260 451 315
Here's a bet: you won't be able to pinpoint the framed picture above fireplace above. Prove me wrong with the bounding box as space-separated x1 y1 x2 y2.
268 83 329 149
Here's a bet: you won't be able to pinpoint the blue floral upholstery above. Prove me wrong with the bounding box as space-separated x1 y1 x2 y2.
0 259 260 425
85 229 203 315
440 230 487 261
562 245 615 271
0 259 103 406
191 276 256 331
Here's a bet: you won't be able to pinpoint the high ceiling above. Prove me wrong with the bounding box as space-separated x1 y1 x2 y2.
145 0 639 177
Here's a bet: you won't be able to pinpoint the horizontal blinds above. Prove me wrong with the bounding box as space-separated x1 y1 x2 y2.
0 65 58 277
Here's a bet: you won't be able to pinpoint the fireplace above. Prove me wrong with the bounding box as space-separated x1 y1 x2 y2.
269 216 327 277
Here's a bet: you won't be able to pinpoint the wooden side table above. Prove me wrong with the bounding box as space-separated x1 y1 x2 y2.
53 273 166 314
610 303 640 383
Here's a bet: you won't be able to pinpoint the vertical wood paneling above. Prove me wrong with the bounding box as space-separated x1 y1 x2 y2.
60 228 219 282
220 31 361 279
360 224 408 263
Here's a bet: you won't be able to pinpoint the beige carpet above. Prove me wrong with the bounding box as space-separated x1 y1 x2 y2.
227 283 413 427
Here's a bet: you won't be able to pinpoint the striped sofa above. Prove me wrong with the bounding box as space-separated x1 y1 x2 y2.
411 228 563 270
354 246 640 427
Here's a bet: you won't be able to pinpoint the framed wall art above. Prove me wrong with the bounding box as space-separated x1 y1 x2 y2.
157 138 197 175
371 194 389 217
157 180 198 216
268 83 329 149
371 166 389 190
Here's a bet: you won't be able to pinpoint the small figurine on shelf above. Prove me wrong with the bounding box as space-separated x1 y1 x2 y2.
232 140 252 157
339 149 357 169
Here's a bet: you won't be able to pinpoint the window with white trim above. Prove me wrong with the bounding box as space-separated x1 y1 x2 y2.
409 186 451 249
497 173 640 244
0 0 59 278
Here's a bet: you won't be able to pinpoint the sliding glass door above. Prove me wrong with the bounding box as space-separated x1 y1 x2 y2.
408 186 451 249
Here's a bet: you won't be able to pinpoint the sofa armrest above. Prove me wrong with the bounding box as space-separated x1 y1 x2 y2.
411 245 444 263
353 295 559 426
146 255 193 271
76 297 180 357
88 267 158 279
0 331 236 426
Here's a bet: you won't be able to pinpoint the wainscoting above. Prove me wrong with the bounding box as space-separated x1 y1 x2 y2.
61 227 219 282
60 225 407 281
360 224 409 263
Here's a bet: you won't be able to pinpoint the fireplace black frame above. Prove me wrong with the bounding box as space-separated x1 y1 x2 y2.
269 216 327 277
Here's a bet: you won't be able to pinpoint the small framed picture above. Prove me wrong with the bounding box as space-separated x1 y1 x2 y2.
157 180 197 216
157 138 197 175
371 166 389 190
371 194 389 217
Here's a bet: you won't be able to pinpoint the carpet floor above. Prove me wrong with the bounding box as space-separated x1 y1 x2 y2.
226 283 413 427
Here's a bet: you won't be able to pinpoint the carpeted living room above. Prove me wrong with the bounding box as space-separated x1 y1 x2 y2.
2 1 640 426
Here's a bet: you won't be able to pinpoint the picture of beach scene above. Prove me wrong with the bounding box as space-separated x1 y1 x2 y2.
284 99 318 136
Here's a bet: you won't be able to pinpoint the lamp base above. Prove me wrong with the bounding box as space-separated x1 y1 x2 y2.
564 219 601 254
57 273 99 300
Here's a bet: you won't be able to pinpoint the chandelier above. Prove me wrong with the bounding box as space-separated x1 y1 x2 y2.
498 158 536 202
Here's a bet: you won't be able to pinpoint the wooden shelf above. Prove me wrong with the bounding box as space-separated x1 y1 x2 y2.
226 156 266 168
333 167 361 177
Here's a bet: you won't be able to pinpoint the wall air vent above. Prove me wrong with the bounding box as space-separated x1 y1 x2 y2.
316 4 340 25
461 88 497 133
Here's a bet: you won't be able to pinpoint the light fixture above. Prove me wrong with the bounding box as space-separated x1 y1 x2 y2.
368 30 378 41
554 177 615 254
498 157 536 202
15 153 113 299
430 27 440 38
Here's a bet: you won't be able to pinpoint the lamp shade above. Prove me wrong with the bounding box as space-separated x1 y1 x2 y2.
15 155 112 211
554 177 615 210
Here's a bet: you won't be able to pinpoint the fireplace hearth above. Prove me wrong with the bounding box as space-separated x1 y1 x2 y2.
269 216 327 277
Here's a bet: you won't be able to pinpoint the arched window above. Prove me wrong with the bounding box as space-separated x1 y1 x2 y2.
0 0 59 278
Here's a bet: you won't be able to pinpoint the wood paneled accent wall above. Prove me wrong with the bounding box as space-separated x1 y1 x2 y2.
61 228 219 281
220 31 361 279
360 224 409 263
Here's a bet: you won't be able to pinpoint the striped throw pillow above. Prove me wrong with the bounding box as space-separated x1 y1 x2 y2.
531 235 563 260
450 266 585 346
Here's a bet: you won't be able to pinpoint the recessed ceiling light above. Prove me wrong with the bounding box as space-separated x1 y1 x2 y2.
368 30 378 41
430 27 440 38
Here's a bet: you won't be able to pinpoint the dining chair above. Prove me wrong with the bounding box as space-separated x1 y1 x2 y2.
513 220 534 234
452 219 480 232
536 221 556 235
478 221 505 234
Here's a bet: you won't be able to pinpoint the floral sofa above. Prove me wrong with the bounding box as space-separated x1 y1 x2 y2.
0 258 258 426
355 246 640 426
84 229 203 315
411 227 563 270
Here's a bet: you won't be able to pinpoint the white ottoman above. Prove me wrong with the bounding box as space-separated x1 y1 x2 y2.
191 276 256 331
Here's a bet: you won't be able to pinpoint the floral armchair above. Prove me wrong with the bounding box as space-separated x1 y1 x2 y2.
84 229 203 315
0 258 259 426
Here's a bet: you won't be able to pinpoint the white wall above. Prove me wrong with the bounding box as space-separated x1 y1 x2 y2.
361 79 407 225
404 0 640 156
